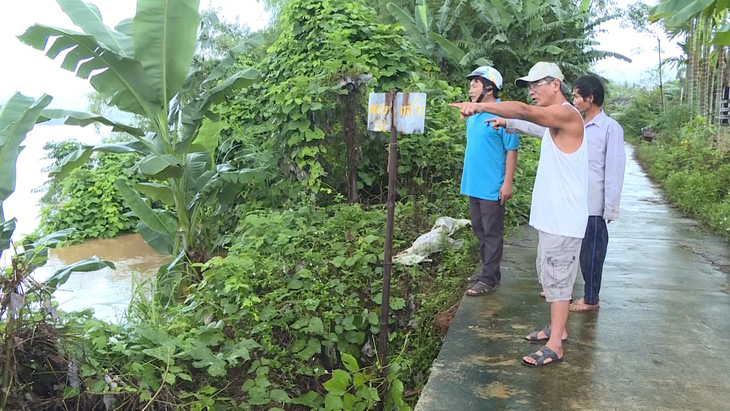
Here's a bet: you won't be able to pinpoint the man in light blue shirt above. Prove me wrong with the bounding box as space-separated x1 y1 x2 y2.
460 66 519 296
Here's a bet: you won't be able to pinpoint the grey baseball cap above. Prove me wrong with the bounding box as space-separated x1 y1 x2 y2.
515 62 565 87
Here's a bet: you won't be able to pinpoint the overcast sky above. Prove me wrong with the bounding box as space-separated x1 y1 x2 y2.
0 0 269 110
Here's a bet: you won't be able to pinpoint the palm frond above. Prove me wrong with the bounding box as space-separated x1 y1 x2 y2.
585 50 632 63
436 0 452 33
443 0 467 35
586 14 620 31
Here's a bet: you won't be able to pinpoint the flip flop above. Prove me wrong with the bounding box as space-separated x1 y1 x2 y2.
467 274 480 283
524 326 568 343
522 345 563 368
465 281 494 297
569 298 600 312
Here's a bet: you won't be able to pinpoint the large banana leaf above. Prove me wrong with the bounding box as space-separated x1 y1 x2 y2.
387 2 427 46
649 0 714 26
0 219 16 253
49 140 155 179
38 109 144 136
115 18 134 37
115 180 178 237
200 35 264 89
139 154 184 180
17 228 76 266
44 256 115 291
48 146 93 179
133 0 200 104
415 2 429 35
188 166 268 213
134 182 176 207
207 68 261 105
0 93 53 201
138 222 174 255
30 228 75 249
56 0 133 56
429 33 465 64
18 25 161 117
178 68 260 151
193 119 222 158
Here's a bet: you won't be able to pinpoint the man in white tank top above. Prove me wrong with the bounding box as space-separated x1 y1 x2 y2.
451 62 588 367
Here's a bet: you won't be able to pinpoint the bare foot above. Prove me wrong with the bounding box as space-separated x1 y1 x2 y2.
569 297 600 312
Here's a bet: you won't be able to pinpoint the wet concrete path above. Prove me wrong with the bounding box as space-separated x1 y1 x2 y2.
416 145 730 410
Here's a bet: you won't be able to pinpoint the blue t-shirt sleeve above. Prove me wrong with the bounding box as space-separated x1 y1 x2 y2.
502 129 519 151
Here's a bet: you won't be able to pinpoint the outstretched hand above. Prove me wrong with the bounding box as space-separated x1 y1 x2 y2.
485 117 506 130
449 102 484 117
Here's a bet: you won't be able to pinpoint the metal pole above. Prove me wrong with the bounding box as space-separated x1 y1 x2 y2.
378 89 398 374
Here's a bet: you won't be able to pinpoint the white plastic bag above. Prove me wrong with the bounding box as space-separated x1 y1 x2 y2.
394 217 471 266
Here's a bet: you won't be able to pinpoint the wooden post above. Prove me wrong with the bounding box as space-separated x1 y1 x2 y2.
378 89 398 375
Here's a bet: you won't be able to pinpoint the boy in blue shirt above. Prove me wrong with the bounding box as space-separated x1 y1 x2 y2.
461 66 519 296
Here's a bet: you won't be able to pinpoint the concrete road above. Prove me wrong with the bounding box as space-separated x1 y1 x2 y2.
416 145 730 410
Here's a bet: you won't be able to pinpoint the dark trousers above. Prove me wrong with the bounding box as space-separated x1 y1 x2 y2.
468 197 505 288
579 216 609 305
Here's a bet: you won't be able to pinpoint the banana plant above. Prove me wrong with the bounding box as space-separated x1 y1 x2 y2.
386 0 467 66
0 92 116 406
18 0 267 273
0 92 115 287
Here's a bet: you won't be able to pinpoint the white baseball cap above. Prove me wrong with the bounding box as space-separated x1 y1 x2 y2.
515 62 565 87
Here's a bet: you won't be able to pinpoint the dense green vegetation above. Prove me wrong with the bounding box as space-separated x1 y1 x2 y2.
615 83 730 240
1 0 628 408
38 140 140 243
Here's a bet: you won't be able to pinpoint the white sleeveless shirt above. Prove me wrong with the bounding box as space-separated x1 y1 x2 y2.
529 103 588 238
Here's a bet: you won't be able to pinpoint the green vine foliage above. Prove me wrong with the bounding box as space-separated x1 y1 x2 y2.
221 0 465 203
39 152 140 243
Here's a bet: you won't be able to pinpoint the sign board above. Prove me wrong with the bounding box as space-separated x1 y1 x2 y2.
367 92 426 134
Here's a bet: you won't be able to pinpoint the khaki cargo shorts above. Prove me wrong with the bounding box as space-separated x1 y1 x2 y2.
536 230 582 302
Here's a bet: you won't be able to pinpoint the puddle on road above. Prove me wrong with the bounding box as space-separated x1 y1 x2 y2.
475 381 527 400
33 233 167 321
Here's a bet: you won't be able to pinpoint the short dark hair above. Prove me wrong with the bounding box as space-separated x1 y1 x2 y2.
573 75 605 107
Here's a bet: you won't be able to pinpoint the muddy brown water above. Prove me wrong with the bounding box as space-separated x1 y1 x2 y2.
2 130 166 322
32 233 167 321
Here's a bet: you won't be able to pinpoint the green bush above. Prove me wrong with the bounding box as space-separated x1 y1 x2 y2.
636 114 730 241
38 152 140 242
701 199 730 238
615 87 663 142
52 141 539 407
664 170 721 214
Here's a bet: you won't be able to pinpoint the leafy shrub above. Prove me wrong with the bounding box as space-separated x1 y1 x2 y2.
66 201 474 409
664 170 721 214
615 87 663 142
701 199 730 239
636 114 730 240
38 152 140 242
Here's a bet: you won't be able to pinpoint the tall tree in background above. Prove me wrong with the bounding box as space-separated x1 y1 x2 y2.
390 0 630 99
651 0 730 125
626 2 668 112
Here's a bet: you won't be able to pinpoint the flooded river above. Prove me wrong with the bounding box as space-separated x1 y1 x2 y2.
2 123 165 322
